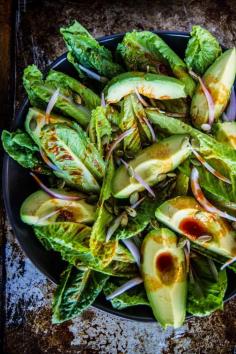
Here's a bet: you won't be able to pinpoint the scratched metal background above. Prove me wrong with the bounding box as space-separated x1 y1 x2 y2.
2 0 236 353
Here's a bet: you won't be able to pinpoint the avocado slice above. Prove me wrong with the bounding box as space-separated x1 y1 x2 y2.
112 135 191 198
215 122 236 149
141 228 187 328
104 72 187 103
191 48 236 128
155 196 236 258
20 190 96 226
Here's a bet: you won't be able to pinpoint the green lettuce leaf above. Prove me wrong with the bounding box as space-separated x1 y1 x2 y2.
117 31 195 96
89 159 118 267
88 106 112 157
46 69 100 110
187 252 227 316
23 65 92 126
185 25 222 75
103 279 149 310
60 21 123 79
34 222 138 277
1 129 49 173
52 265 108 323
147 110 236 203
40 123 105 192
120 94 152 155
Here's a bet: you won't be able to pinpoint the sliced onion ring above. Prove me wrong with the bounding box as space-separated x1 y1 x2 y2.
142 116 157 142
190 146 231 184
190 167 236 222
120 158 156 198
134 88 149 107
106 128 135 160
106 277 143 300
106 213 125 242
101 92 106 107
39 149 62 173
223 87 236 122
78 64 108 83
131 196 146 209
122 239 140 266
45 88 60 124
189 70 215 127
36 209 61 224
220 256 236 270
30 172 85 201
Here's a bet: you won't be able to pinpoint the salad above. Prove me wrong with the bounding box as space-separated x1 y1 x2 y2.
2 21 236 328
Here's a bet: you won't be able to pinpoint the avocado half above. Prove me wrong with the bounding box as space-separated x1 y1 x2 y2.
112 135 191 198
155 196 236 258
104 72 187 103
141 228 187 328
20 190 96 226
215 122 236 149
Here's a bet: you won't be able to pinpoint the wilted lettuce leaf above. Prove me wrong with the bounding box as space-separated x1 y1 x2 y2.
185 25 222 75
89 106 112 157
46 69 100 110
40 123 105 192
117 30 195 96
52 265 109 323
60 21 123 79
147 110 236 202
187 252 227 316
120 94 152 155
103 279 149 310
34 222 138 277
23 65 91 126
114 183 174 240
1 129 49 173
89 159 118 267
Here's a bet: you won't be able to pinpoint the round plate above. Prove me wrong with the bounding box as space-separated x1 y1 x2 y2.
3 32 236 322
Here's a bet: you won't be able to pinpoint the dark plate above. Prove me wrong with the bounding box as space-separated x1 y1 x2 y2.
3 32 236 322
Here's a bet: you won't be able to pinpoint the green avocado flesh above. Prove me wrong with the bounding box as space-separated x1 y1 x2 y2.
20 190 96 226
215 122 236 149
112 135 191 198
104 72 187 103
191 48 236 128
141 228 187 328
155 196 236 258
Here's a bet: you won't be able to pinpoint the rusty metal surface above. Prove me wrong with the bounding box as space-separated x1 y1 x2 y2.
2 0 236 353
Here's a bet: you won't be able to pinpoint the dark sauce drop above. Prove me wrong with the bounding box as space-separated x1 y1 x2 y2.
179 217 208 239
156 252 174 274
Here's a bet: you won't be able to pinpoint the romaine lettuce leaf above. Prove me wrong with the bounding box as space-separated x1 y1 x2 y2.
185 25 222 75
117 31 196 96
103 279 149 310
89 159 118 267
89 106 112 157
23 65 92 126
147 111 236 205
34 222 138 277
40 123 105 192
52 265 108 323
60 21 123 79
187 252 227 316
1 129 49 173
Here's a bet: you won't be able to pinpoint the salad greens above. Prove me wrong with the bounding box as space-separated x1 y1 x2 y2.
2 21 236 327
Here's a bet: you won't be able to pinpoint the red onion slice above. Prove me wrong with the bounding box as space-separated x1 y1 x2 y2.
220 256 236 270
223 88 236 122
36 209 61 224
39 149 62 173
106 277 143 300
120 158 156 198
106 213 125 242
189 70 215 128
142 116 157 143
78 64 108 83
134 88 149 107
190 167 236 222
197 235 212 244
101 92 106 107
30 172 85 201
190 146 231 184
45 88 60 124
122 239 141 266
184 240 190 273
106 128 135 160
131 196 146 209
